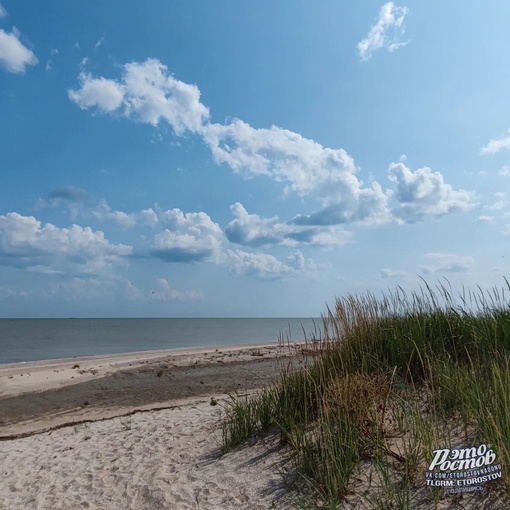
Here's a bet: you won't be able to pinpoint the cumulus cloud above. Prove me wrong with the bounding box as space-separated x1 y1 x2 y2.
0 212 132 274
203 121 352 196
69 59 209 134
227 250 293 279
286 250 318 271
68 72 125 112
203 121 393 226
148 208 223 263
0 27 38 73
357 2 409 61
480 130 510 155
0 3 7 17
388 162 474 223
226 202 352 247
226 248 317 279
70 59 474 231
420 253 473 274
69 64 392 226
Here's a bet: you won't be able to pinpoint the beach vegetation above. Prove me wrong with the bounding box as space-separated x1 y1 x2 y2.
222 279 510 508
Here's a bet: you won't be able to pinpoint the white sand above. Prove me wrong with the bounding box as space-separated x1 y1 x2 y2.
0 398 293 510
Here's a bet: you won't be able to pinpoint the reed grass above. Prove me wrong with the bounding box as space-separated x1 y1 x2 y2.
221 279 510 508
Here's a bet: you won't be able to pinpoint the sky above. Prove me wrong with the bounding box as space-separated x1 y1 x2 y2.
1 1 510 318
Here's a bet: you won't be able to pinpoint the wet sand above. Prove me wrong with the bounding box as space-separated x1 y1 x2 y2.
0 343 303 438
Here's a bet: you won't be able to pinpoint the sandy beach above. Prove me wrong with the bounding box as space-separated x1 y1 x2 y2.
0 343 301 509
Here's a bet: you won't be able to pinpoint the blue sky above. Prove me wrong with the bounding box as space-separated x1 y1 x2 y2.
1 1 510 317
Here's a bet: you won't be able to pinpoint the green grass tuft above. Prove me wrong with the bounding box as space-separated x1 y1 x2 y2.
222 279 510 508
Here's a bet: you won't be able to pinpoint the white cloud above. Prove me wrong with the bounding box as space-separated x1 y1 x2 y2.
227 250 293 279
70 59 473 229
203 121 392 226
388 162 474 223
70 64 391 226
68 72 125 112
69 59 209 134
475 215 494 224
286 250 318 271
499 166 510 176
149 208 223 263
226 248 318 279
420 253 473 274
357 2 409 61
202 120 354 197
0 3 7 17
140 208 159 227
480 130 510 155
0 212 132 274
0 28 38 74
226 202 352 247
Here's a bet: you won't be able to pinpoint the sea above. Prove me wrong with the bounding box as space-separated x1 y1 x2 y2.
0 318 323 364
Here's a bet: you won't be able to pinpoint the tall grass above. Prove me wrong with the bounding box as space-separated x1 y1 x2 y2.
221 280 510 508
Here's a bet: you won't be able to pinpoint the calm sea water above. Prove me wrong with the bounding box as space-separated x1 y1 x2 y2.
0 318 322 364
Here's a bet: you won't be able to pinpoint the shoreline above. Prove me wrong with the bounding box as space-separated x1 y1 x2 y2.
0 341 299 398
0 341 284 370
0 341 304 439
